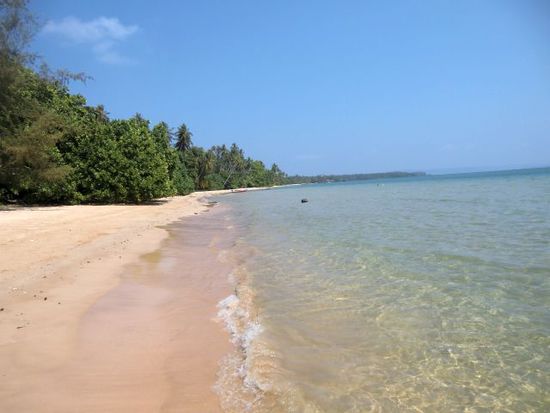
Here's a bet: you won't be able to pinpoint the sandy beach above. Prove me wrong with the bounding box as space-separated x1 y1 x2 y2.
0 192 237 412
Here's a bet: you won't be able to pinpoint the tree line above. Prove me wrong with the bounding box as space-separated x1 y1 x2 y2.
0 1 286 204
286 171 426 184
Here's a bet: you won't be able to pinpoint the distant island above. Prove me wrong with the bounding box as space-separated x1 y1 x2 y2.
286 171 426 184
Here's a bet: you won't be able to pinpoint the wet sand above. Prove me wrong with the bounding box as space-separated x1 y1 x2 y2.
0 194 236 412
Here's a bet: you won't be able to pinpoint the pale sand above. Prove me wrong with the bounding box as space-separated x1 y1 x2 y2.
0 191 239 412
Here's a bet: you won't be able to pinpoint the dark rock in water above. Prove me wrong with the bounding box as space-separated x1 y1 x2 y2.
301 198 309 203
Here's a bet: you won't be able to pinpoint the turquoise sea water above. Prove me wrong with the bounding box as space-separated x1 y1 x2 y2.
216 168 550 412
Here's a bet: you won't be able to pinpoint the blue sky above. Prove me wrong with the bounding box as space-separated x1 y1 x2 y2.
32 0 549 175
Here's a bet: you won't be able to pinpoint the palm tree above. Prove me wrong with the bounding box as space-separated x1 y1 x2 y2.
175 123 193 154
197 151 215 189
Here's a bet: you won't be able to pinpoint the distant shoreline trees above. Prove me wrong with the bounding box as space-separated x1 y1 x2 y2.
0 1 287 204
285 171 426 184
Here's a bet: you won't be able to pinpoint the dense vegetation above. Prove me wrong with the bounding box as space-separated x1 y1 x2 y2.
286 171 426 184
0 1 286 204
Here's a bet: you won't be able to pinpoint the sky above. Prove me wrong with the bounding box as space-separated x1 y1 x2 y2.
32 0 550 175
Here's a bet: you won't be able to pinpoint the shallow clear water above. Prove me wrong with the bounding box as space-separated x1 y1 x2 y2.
216 168 550 413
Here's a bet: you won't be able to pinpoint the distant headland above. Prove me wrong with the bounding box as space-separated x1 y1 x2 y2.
286 171 426 184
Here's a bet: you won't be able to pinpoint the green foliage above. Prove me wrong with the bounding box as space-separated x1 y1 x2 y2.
152 122 194 195
0 63 286 204
108 116 171 202
170 152 195 195
0 110 72 202
0 0 287 204
175 122 192 154
200 143 280 190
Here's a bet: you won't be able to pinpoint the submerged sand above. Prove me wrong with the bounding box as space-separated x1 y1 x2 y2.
0 192 237 412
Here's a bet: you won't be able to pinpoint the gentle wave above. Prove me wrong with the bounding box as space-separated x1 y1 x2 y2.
215 267 267 412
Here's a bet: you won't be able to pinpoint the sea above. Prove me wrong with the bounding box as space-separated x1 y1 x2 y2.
214 167 550 413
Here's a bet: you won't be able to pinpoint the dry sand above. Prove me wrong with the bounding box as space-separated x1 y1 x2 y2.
0 191 238 412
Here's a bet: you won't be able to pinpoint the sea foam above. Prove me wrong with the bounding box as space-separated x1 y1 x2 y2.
215 269 270 412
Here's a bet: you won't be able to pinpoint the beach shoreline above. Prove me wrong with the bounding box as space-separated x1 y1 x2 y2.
0 191 242 412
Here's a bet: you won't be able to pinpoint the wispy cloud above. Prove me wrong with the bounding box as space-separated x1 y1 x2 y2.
43 17 139 64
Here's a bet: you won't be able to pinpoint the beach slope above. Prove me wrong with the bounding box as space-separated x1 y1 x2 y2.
0 193 232 412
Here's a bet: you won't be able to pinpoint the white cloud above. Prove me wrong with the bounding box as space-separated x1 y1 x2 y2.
92 40 132 64
43 17 138 64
